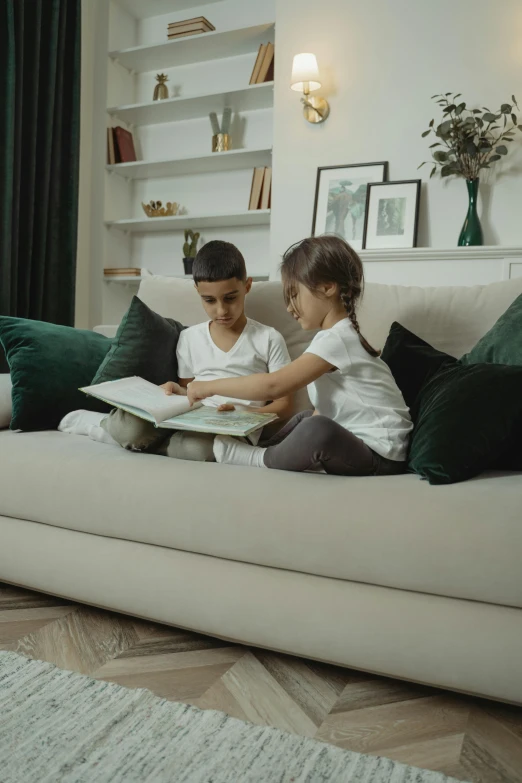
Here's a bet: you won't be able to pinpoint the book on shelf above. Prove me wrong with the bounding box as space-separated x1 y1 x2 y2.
168 16 215 30
104 268 142 276
168 25 213 39
249 43 267 85
114 127 137 162
256 42 274 84
107 128 117 165
107 127 137 165
248 167 266 210
167 16 215 38
260 167 272 211
81 377 276 436
248 42 274 85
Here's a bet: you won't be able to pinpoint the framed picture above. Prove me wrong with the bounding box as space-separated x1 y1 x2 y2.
363 180 421 250
311 162 388 250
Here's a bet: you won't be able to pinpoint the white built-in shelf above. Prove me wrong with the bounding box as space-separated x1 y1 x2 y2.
109 24 274 73
359 246 522 262
107 82 274 126
107 147 272 179
105 210 271 233
112 0 222 20
104 275 148 283
104 273 269 283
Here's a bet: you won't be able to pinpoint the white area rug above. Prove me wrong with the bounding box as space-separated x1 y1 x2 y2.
0 651 468 782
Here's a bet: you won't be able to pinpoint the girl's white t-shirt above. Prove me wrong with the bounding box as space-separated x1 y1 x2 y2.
177 318 291 409
305 319 412 461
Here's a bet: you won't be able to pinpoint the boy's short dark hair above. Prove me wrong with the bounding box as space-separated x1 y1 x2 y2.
193 240 247 283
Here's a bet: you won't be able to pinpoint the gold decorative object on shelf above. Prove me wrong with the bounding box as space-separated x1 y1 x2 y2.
209 108 232 152
141 200 179 217
153 74 169 101
212 133 231 152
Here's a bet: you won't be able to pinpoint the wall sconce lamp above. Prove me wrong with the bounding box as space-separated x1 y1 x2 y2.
290 53 330 124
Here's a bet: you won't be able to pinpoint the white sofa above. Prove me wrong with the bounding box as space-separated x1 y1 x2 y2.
1 275 522 705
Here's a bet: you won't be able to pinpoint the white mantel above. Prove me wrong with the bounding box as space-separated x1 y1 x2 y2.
359 246 522 288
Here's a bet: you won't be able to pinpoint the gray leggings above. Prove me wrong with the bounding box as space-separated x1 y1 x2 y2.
262 410 407 476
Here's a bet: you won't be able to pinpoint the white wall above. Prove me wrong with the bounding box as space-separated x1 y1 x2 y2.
270 0 522 275
76 0 109 328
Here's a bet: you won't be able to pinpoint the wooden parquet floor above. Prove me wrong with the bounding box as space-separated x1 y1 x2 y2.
1 581 521 782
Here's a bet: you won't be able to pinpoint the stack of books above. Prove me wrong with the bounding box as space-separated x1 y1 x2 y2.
107 127 137 165
249 42 274 84
248 167 272 211
104 268 142 277
167 16 215 39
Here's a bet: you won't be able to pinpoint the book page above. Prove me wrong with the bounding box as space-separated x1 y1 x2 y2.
160 406 276 436
81 377 193 424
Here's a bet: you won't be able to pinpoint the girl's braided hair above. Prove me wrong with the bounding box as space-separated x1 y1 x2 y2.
281 235 380 358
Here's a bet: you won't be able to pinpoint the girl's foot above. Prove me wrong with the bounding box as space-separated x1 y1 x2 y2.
213 435 267 468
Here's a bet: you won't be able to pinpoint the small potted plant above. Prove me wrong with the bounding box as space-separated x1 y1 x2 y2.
182 230 200 275
420 93 522 245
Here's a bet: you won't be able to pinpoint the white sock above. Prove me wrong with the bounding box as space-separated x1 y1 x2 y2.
213 435 267 468
58 410 106 436
58 410 117 446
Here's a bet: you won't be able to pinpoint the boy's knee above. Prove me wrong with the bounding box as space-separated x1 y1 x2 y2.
160 431 215 462
101 409 166 451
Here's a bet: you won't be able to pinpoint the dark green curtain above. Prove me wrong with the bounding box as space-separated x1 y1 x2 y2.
0 0 81 326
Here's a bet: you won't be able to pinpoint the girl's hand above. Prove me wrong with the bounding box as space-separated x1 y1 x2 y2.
160 381 185 396
187 380 213 406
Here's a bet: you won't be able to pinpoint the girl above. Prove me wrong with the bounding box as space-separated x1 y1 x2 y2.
188 235 413 475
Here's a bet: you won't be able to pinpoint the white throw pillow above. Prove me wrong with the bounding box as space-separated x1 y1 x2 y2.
0 374 12 429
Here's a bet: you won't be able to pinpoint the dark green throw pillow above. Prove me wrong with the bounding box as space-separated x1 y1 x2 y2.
409 362 522 484
382 321 522 483
381 322 456 412
0 316 111 431
460 293 522 365
92 296 185 386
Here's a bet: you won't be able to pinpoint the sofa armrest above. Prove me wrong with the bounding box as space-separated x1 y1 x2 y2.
0 373 12 429
93 325 118 338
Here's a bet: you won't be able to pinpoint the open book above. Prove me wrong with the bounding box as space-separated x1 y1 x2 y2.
81 377 277 437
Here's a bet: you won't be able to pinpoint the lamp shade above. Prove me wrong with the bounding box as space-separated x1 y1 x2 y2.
290 53 321 92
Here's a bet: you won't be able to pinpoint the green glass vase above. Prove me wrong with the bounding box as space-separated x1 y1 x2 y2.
458 178 484 246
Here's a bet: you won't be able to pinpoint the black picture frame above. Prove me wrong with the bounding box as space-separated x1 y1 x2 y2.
311 162 388 249
362 179 421 250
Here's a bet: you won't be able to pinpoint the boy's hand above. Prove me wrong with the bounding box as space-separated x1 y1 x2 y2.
160 381 186 396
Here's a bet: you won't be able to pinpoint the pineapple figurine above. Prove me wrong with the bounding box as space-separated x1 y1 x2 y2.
153 74 169 101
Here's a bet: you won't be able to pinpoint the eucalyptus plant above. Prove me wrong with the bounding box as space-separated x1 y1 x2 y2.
419 93 522 179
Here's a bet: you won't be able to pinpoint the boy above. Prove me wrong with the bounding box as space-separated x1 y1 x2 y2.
60 241 292 462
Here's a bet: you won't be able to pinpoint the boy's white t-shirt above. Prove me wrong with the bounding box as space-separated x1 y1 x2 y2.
305 318 413 461
176 318 291 408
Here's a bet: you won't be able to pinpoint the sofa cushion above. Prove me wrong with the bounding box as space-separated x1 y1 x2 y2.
409 361 522 484
0 317 111 431
381 322 522 481
0 375 12 429
381 322 456 411
357 277 522 358
460 292 522 365
92 296 185 386
0 429 520 609
137 275 522 360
